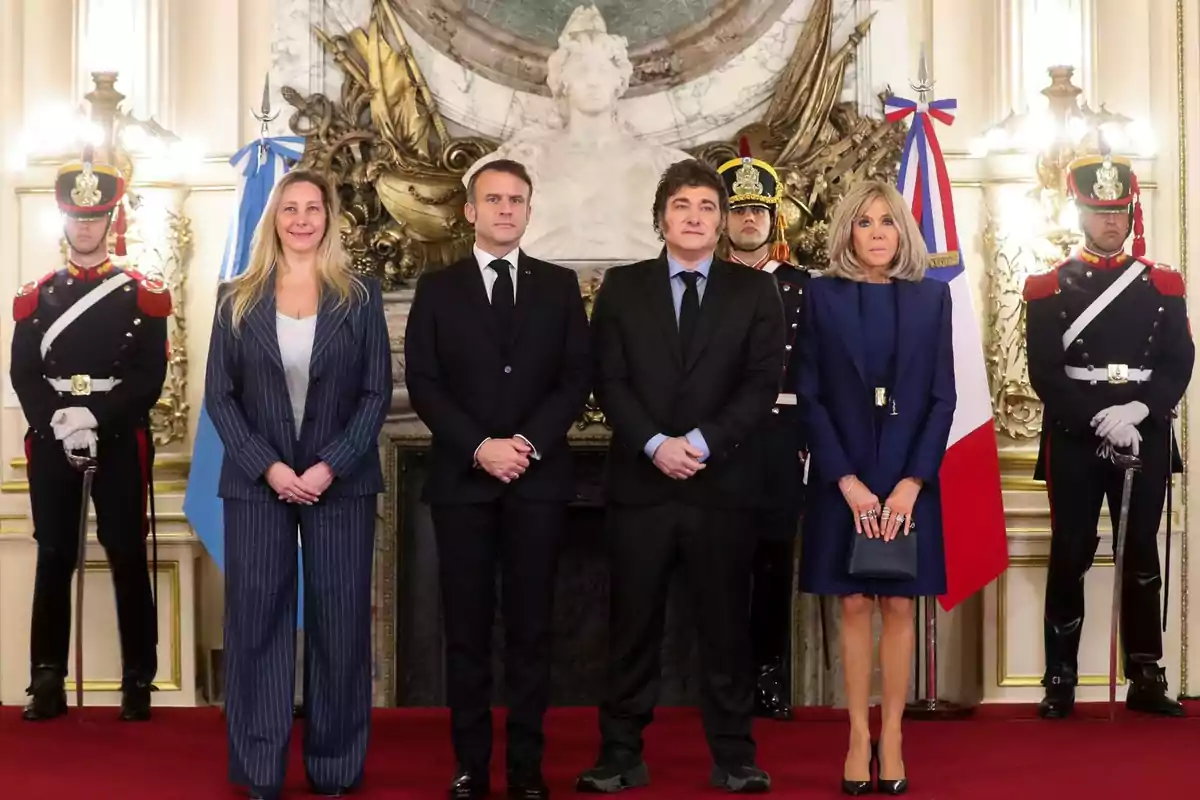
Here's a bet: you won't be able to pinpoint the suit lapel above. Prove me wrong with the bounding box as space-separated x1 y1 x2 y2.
646 256 682 364
828 278 866 385
684 260 734 372
244 290 283 372
310 287 351 369
508 252 538 347
455 258 499 342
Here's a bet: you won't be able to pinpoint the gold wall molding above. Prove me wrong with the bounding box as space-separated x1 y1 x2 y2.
1174 0 1190 696
73 560 182 692
996 554 1124 687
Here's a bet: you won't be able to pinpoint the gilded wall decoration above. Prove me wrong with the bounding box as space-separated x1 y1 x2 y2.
148 211 193 447
282 0 494 288
282 0 902 286
691 3 905 268
391 0 795 98
983 212 1075 440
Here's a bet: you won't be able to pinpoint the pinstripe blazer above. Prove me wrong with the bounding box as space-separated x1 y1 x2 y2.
204 275 393 501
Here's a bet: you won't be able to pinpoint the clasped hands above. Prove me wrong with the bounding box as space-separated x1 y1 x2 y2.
266 462 333 505
652 437 705 481
1091 401 1149 455
51 407 99 459
839 475 920 541
476 438 533 484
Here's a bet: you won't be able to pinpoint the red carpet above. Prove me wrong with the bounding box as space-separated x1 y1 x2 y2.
1 703 1196 797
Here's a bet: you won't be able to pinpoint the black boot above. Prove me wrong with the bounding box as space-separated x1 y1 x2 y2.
754 657 792 720
22 666 67 721
119 677 153 721
1125 663 1185 717
1037 671 1076 719
1040 615 1082 720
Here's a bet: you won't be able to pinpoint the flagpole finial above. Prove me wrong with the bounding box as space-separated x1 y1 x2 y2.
911 43 934 102
250 74 281 164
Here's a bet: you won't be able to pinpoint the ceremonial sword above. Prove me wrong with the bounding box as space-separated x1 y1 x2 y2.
67 444 97 709
1108 448 1141 721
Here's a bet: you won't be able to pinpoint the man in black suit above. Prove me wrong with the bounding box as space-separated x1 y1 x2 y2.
404 159 591 800
576 159 785 794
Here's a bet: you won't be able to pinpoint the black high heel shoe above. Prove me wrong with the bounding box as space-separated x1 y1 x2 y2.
875 740 908 795
841 740 873 796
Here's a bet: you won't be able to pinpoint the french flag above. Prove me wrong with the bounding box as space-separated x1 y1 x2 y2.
884 94 1010 610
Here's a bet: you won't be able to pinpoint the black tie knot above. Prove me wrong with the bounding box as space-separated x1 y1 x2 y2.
679 271 700 288
489 259 510 273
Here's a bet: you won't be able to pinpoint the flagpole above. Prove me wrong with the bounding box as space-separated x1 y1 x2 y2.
900 45 975 722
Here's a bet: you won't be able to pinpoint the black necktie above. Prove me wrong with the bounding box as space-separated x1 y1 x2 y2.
678 271 700 351
490 259 514 337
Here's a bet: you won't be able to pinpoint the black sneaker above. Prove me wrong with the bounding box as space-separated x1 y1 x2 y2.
711 764 771 793
575 760 650 793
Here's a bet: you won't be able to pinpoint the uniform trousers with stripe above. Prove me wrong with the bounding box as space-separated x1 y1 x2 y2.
27 427 156 683
1043 423 1170 681
224 496 375 794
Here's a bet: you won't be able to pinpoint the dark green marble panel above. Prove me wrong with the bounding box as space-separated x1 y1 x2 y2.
464 0 722 49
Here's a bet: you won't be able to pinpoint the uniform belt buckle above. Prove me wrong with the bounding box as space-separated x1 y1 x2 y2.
70 374 92 396
1107 364 1129 384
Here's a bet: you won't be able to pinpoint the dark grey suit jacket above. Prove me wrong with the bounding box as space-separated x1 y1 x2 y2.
205 276 393 501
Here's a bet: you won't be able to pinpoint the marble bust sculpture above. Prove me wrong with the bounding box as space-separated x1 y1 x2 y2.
464 5 693 262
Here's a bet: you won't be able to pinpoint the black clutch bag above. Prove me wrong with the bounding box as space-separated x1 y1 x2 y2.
847 524 918 581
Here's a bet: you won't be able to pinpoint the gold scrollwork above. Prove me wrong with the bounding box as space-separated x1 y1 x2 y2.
282 0 493 288
149 210 192 447
284 0 901 285
983 214 1076 440
690 0 905 267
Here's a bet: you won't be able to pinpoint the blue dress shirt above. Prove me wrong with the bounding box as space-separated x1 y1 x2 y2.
644 253 713 462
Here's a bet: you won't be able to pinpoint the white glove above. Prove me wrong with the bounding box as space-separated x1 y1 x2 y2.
51 407 98 440
1104 423 1142 455
61 428 97 458
1091 401 1149 439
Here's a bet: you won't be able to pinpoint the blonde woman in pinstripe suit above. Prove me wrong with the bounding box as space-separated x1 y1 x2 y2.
204 169 392 799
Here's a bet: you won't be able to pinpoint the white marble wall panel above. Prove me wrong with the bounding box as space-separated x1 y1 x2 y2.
270 0 868 148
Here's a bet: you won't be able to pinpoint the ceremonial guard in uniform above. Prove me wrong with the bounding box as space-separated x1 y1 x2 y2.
10 149 171 721
717 142 810 720
1024 152 1193 718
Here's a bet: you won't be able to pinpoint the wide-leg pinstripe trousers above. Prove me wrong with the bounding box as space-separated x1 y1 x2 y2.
224 496 376 796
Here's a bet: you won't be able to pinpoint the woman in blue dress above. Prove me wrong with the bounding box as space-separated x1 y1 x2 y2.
796 180 955 796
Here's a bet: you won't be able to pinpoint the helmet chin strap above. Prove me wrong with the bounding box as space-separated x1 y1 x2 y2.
730 230 771 256
63 216 112 262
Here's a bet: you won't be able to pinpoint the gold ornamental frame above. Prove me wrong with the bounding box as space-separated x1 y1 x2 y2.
281 0 905 288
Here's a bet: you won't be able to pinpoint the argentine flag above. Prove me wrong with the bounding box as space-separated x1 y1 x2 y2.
184 135 306 624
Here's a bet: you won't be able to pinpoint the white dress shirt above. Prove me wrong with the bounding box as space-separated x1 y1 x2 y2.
473 244 520 302
277 312 317 438
469 243 540 466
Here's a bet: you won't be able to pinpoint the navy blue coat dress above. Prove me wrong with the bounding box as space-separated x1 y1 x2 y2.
796 275 956 597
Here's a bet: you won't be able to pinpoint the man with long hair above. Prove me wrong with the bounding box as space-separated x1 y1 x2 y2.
717 141 812 721
12 147 170 722
579 159 784 793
